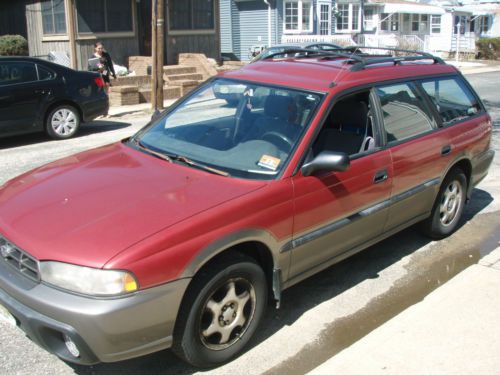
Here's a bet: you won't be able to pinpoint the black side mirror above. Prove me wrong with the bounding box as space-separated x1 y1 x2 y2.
301 151 350 177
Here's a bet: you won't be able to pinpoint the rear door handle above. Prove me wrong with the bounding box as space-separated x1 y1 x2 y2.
34 89 47 95
441 145 452 156
373 169 388 184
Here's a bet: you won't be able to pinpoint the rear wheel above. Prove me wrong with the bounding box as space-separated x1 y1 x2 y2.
173 253 267 368
46 105 80 139
422 168 467 239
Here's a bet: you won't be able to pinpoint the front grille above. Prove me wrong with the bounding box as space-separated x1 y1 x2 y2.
0 236 40 282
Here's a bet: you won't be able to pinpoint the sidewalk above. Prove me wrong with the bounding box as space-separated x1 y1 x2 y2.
309 246 500 375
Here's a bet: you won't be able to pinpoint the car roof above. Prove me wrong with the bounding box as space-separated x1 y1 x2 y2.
220 55 458 93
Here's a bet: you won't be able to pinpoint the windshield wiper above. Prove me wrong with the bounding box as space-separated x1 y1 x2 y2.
131 138 173 163
172 155 230 177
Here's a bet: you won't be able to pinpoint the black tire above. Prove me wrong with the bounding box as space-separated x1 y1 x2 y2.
422 168 467 239
45 105 80 139
172 253 267 368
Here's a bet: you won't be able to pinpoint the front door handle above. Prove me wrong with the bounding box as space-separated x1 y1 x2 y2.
373 169 388 184
441 145 452 156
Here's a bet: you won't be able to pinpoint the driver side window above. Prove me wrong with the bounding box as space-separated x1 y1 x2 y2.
312 91 376 157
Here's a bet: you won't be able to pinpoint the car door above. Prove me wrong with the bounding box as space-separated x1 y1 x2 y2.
288 91 393 281
373 81 450 231
0 61 45 136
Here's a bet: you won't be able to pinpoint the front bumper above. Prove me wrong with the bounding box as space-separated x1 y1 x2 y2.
0 258 189 364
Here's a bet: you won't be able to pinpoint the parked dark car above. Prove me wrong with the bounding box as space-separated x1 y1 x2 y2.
0 57 108 140
0 48 494 368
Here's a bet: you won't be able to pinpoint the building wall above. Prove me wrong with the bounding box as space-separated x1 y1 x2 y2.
220 0 233 53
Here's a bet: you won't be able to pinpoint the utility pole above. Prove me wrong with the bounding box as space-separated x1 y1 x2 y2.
151 0 165 112
65 0 77 69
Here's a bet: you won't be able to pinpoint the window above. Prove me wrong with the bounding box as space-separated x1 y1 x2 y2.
0 63 37 86
454 15 467 35
431 15 441 34
480 16 491 34
411 14 419 32
169 0 214 31
41 0 67 35
380 13 399 32
336 4 360 32
319 4 331 35
376 83 435 143
421 78 481 125
364 9 374 31
284 1 312 33
76 0 133 33
38 66 56 81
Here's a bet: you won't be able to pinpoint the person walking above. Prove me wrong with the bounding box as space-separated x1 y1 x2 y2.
88 41 116 92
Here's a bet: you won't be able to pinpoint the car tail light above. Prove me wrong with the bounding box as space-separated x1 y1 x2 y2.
94 77 105 88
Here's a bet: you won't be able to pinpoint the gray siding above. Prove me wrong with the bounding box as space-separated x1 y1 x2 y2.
220 0 233 53
167 34 220 64
237 1 268 60
78 38 138 70
231 0 241 58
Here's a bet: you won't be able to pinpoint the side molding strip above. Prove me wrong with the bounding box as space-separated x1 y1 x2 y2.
282 177 440 252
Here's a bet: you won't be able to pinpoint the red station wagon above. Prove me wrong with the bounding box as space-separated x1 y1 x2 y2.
0 48 494 367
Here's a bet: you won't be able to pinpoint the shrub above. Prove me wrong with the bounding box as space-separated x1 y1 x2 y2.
0 34 28 56
476 38 500 60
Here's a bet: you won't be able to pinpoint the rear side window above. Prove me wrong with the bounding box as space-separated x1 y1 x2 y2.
375 83 436 143
421 77 481 125
37 65 56 81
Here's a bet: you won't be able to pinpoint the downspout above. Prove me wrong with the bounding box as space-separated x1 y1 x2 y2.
263 0 272 47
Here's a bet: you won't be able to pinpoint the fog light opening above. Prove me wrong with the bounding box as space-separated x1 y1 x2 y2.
63 334 80 358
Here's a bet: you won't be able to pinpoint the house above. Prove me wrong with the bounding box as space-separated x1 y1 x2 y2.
220 0 499 61
8 0 221 70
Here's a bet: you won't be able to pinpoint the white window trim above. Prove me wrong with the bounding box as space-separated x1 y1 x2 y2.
335 3 361 33
283 0 313 34
430 14 441 35
317 1 332 36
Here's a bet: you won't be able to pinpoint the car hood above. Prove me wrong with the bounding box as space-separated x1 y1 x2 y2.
0 142 265 268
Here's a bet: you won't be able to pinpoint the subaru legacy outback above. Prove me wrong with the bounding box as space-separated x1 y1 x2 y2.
0 48 494 367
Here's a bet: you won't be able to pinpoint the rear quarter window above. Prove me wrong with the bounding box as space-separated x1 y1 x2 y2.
421 77 481 125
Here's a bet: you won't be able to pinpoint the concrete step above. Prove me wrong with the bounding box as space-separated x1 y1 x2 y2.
163 65 197 75
166 73 204 82
168 79 202 87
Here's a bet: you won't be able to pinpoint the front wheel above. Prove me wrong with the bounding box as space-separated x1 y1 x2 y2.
45 105 80 139
422 168 467 239
173 254 267 368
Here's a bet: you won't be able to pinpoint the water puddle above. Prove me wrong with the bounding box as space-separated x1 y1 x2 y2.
264 211 499 375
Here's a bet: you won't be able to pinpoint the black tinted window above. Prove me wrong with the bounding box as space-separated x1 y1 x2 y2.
421 78 481 125
0 62 37 86
376 83 435 143
38 66 56 81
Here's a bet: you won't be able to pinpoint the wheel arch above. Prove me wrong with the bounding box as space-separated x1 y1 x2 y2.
444 157 473 200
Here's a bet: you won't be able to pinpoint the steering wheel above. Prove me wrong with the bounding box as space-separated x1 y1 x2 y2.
262 131 294 151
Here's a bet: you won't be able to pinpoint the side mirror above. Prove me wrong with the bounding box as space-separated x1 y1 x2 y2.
301 151 350 177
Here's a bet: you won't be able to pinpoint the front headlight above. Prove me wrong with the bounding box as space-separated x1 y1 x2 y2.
40 261 138 296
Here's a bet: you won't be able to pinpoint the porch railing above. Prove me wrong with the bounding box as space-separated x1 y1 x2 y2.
281 34 356 46
357 34 424 51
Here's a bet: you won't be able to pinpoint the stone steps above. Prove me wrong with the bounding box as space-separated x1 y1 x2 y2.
163 65 197 75
166 73 204 82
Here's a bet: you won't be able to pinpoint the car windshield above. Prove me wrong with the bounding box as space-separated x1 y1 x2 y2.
133 79 323 180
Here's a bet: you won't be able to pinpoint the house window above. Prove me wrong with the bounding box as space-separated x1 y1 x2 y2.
431 15 441 34
41 0 67 35
411 14 419 31
76 0 133 33
454 15 467 35
284 1 312 33
169 0 215 31
480 16 491 34
381 13 399 32
319 3 331 35
364 8 374 31
336 3 360 32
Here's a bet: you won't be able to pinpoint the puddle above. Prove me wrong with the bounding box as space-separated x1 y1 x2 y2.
264 211 499 375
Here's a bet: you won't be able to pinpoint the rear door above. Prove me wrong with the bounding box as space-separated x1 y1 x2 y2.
373 81 449 231
0 61 45 136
